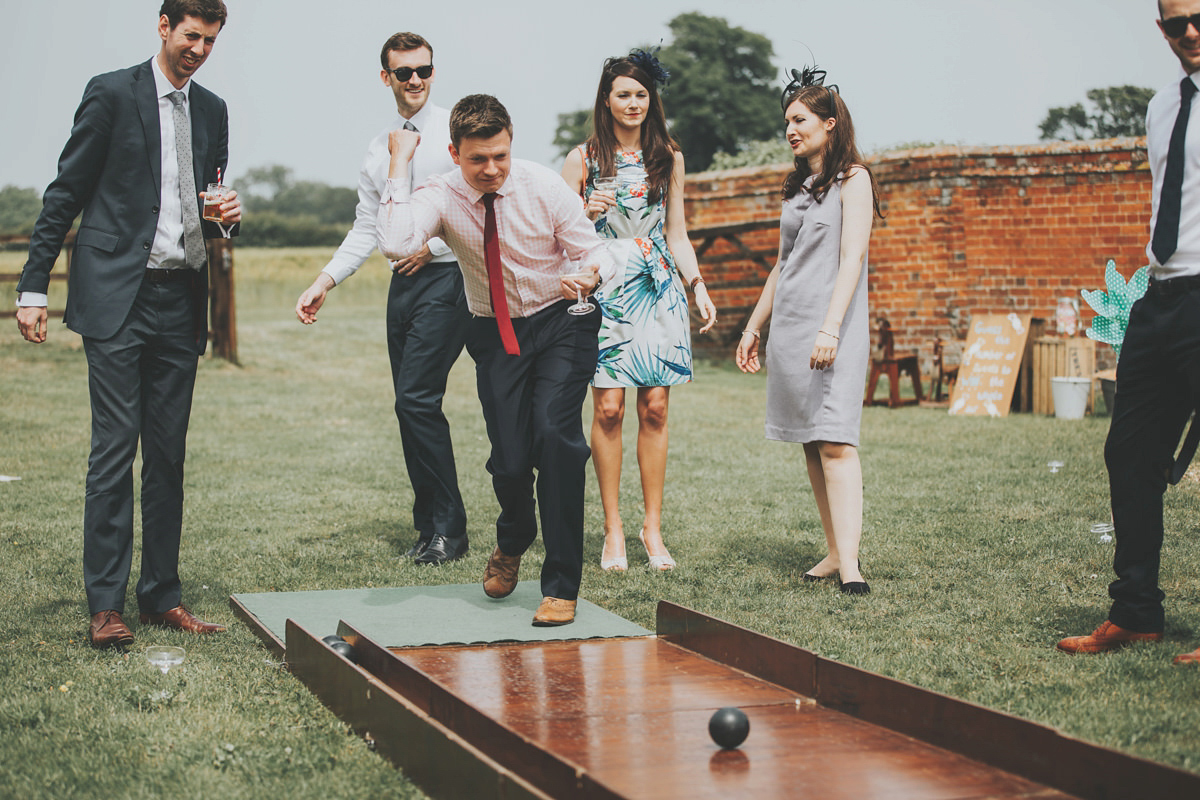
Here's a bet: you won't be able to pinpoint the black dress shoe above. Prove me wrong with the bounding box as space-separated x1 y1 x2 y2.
404 537 431 559
840 581 871 595
413 534 468 565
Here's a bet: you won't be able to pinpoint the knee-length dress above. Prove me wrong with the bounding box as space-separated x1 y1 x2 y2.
582 149 692 388
765 176 869 446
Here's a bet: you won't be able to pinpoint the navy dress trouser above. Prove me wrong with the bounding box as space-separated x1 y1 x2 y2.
81 274 198 616
386 263 470 543
465 298 600 601
1105 278 1200 632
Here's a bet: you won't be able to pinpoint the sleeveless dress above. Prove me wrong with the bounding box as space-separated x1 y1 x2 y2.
582 148 692 388
765 176 869 446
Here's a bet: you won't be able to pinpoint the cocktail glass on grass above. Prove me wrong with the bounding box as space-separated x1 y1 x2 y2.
146 645 185 674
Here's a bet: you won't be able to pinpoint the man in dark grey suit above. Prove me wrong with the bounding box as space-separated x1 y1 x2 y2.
15 0 240 648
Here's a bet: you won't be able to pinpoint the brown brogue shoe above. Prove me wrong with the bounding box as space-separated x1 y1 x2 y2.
1173 646 1200 665
139 605 226 634
532 597 576 626
483 546 521 598
88 610 134 649
1056 620 1162 654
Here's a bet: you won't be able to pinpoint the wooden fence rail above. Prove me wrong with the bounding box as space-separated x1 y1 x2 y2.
2 233 237 362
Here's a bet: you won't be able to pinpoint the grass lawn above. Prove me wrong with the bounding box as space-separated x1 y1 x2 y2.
2 247 1199 798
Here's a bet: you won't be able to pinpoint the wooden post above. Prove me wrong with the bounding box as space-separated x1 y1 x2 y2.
206 238 237 363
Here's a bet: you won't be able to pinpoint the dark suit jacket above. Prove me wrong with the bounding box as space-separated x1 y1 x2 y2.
17 59 233 354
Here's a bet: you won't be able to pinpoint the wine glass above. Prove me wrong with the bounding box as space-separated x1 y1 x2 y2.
146 645 186 674
593 176 619 220
564 271 596 316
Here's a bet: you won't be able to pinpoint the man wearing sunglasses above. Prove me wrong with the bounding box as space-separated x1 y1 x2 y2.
296 32 471 565
1058 0 1200 664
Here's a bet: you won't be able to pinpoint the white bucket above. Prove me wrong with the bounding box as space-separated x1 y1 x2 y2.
1051 376 1091 419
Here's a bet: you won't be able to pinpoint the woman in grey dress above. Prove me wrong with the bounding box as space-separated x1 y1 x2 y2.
735 69 882 594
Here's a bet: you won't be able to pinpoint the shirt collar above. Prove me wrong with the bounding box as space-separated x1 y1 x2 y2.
401 102 436 132
152 56 191 100
447 164 514 205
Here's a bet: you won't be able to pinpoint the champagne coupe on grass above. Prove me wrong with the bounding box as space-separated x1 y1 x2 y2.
146 645 185 674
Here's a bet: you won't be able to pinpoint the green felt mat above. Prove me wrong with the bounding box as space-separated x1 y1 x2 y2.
232 581 650 648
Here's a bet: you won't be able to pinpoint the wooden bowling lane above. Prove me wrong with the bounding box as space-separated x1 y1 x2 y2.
390 636 1071 799
287 605 1200 800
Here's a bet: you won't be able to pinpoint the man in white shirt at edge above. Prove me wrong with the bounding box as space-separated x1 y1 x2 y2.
377 94 614 626
296 32 471 566
1058 0 1200 664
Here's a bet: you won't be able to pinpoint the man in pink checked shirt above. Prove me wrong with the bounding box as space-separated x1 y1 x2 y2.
377 94 616 627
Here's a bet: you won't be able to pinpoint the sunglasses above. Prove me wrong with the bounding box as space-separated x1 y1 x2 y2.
388 64 433 82
1162 14 1200 38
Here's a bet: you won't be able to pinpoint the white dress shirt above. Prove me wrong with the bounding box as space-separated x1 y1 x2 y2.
148 56 191 271
1146 68 1200 277
377 159 615 318
322 102 455 285
18 57 191 308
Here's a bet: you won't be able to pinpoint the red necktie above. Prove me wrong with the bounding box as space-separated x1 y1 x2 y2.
482 192 520 355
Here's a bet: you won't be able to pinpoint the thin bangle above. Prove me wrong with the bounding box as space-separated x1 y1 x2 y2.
742 329 760 339
690 276 705 289
819 329 839 340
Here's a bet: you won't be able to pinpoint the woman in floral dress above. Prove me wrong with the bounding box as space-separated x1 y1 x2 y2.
561 50 715 571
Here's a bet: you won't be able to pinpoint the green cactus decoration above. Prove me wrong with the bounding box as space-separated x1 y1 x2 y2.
1080 259 1149 358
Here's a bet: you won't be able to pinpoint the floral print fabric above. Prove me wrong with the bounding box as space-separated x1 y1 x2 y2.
584 149 692 387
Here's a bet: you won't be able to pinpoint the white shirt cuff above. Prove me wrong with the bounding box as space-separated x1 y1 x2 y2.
17 292 48 308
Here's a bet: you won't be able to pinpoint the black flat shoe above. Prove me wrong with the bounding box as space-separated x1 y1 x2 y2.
840 581 871 595
414 534 468 565
404 537 431 559
803 559 859 582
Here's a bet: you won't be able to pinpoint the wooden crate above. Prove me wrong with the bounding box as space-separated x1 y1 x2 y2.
1032 337 1095 415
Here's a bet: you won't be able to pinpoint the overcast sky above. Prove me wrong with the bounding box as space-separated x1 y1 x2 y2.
0 0 1177 193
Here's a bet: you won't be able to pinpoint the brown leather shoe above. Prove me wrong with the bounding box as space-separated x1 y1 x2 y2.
532 597 576 627
139 605 226 634
1173 646 1200 665
483 546 521 598
1056 620 1162 654
88 610 134 649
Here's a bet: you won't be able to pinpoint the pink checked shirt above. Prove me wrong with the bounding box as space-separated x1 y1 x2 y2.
377 159 616 318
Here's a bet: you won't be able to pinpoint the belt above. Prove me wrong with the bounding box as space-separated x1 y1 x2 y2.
1146 274 1200 297
144 268 195 284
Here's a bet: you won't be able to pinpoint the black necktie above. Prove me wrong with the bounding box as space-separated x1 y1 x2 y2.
1152 77 1197 266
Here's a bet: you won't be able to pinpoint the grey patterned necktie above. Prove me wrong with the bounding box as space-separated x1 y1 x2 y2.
403 120 418 191
169 91 206 270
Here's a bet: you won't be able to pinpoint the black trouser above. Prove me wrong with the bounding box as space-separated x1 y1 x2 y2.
465 299 600 601
386 263 470 543
81 273 198 616
1105 276 1200 632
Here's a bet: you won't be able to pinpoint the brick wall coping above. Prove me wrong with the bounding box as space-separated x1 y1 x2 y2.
686 136 1149 197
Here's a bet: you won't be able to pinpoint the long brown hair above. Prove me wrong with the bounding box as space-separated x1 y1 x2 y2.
782 86 882 217
585 57 677 204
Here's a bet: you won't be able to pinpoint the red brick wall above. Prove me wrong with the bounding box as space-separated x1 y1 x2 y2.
684 137 1151 368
